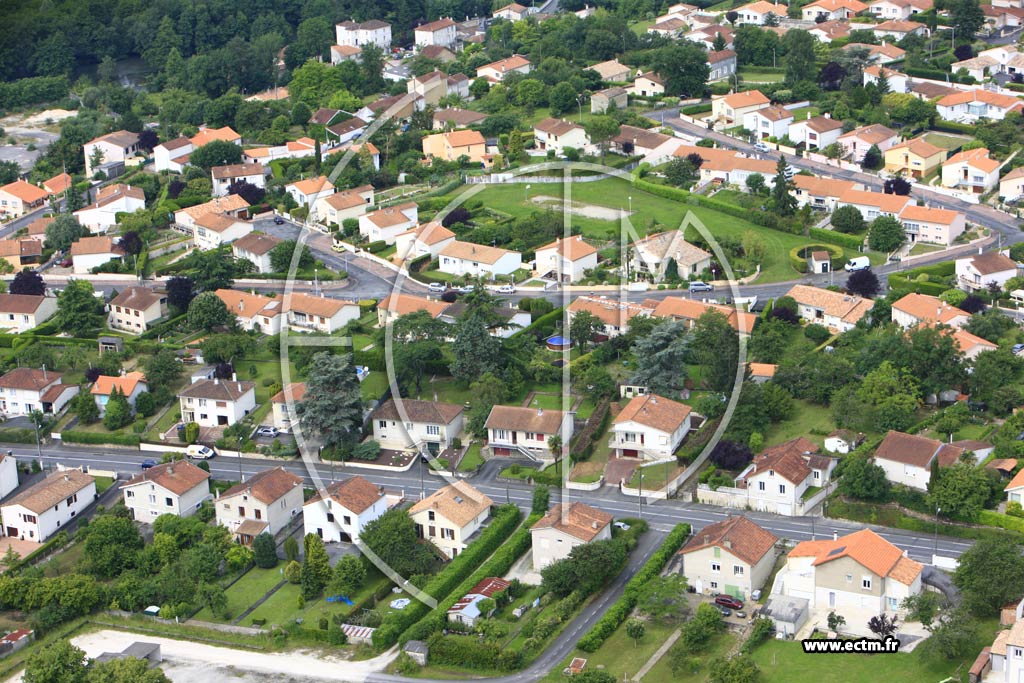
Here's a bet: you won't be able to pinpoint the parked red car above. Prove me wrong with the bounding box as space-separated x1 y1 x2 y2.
714 595 744 610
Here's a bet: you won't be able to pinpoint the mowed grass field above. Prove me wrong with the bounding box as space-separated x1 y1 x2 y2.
446 177 858 283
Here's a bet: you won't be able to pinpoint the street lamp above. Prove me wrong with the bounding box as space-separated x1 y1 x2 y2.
524 184 532 203
637 472 644 520
237 435 243 483
628 196 632 214
933 506 942 558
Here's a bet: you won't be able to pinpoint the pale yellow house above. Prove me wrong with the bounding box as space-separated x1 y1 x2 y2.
422 130 488 164
678 515 778 600
883 137 946 178
712 90 771 126
530 502 612 570
408 481 492 559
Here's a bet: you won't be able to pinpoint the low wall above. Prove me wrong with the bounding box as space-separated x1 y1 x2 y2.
566 477 603 491
696 482 834 515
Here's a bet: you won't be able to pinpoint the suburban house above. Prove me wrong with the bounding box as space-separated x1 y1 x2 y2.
863 65 908 93
284 292 361 334
0 237 43 270
178 378 256 427
304 475 388 544
590 59 633 82
83 130 140 177
899 204 966 246
376 293 450 327
106 287 167 334
121 461 210 523
407 71 469 106
448 577 512 627
316 185 375 226
409 481 493 559
173 195 250 231
534 118 590 156
371 398 464 453
734 0 787 24
415 17 458 49
485 405 573 459
476 55 532 82
438 302 530 338
632 72 665 97
216 467 304 544
0 368 78 416
433 108 488 129
210 164 265 197
872 18 928 39
792 176 859 211
749 362 777 383
808 19 853 42
73 184 146 233
0 294 57 333
591 87 629 114
883 137 946 178
777 528 922 612
0 454 17 501
788 115 844 150
784 284 873 331
647 17 688 38
0 181 49 219
231 232 284 274
941 148 1001 193
192 212 253 250
1005 468 1024 504
948 327 998 360
421 130 488 164
359 202 419 244
214 289 284 335
70 236 124 274
330 44 362 64
610 393 692 460
974 610 1024 683
1001 167 1024 201
956 250 1019 292
533 237 598 283
37 173 68 196
824 430 862 454
678 515 778 600
335 20 392 49
612 125 674 156
92 372 147 415
438 241 523 279
891 292 970 328
837 124 899 163
191 126 242 148
394 222 456 261
802 0 867 20
687 25 736 50
707 50 738 82
566 296 655 338
154 137 193 172
836 188 911 220
937 89 1023 122
270 382 304 433
494 2 532 20
646 297 758 334
744 105 794 141
530 502 613 570
868 0 932 19
326 117 369 145
419 44 456 62
843 41 907 63
630 230 712 282
280 175 334 208
712 89 770 126
1 469 96 542
873 430 965 490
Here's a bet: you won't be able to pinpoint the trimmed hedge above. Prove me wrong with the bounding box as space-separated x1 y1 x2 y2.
365 240 389 254
371 504 523 648
61 431 141 446
634 179 795 233
576 523 691 652
931 121 977 135
0 75 70 108
399 512 543 645
0 428 39 444
681 103 713 115
140 314 187 340
979 510 1024 534
808 228 864 251
512 307 564 342
788 244 843 274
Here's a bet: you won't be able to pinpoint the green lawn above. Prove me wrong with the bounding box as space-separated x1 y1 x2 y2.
643 632 737 683
909 242 943 256
762 400 837 448
194 565 285 623
738 68 785 83
576 398 597 419
629 19 656 35
628 462 682 490
445 178 861 283
922 132 969 151
458 443 484 472
94 476 114 494
542 619 679 683
360 371 389 402
530 393 573 410
245 567 389 627
750 619 999 683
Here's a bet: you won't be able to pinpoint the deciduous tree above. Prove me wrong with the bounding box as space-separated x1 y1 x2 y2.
11 269 45 295
55 280 104 337
45 214 86 252
867 215 906 253
187 291 235 331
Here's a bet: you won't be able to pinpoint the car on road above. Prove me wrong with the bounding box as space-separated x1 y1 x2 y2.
186 445 216 459
718 607 732 617
1013 343 1024 356
457 285 476 294
753 142 770 153
844 256 870 272
688 281 714 293
613 521 631 531
59 259 72 268
736 610 747 619
428 282 447 293
141 459 158 470
274 216 285 225
255 426 279 438
497 284 516 294
714 595 744 610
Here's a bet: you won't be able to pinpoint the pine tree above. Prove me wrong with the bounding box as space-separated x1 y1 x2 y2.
770 157 798 217
103 386 133 430
301 533 331 599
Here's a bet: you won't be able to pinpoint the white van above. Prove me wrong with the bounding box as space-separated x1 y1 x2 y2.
186 445 217 459
844 256 870 272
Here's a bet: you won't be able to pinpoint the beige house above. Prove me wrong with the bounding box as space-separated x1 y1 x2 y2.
678 515 778 600
409 481 493 559
376 293 450 327
899 204 966 246
270 382 305 433
173 195 250 231
631 72 665 98
630 230 712 282
370 398 464 452
107 287 167 334
0 294 57 333
611 393 692 460
83 130 140 177
777 528 923 612
216 467 304 544
284 292 361 334
712 90 770 126
785 284 872 332
589 59 633 83
486 405 573 459
1001 166 1024 201
533 236 598 283
422 130 487 164
591 87 629 114
179 378 256 427
941 148 1000 193
476 55 531 82
69 236 124 275
121 460 210 523
0 181 49 219
0 238 43 271
883 137 946 178
530 502 613 570
192 212 253 250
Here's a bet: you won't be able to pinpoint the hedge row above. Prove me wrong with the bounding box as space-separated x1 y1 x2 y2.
61 431 141 446
681 103 713 115
399 512 543 645
886 274 948 296
371 504 523 648
140 314 187 340
365 240 389 254
576 523 691 652
0 75 69 108
633 179 798 233
570 398 612 461
978 510 1024 534
788 244 843 274
0 428 40 444
808 228 864 251
931 120 977 135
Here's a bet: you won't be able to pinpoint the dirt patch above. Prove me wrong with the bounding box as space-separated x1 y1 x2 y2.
530 195 630 221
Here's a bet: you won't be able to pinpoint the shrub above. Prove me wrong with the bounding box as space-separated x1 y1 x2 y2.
284 560 302 584
61 431 141 446
804 324 831 345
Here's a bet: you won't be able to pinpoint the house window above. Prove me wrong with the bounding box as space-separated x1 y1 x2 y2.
845 574 852 583
343 515 351 525
442 528 455 540
862 577 872 590
1015 648 1023 658
733 565 744 576
165 497 172 507
813 470 820 480
757 481 766 492
778 484 786 494
428 510 435 521
711 562 721 573
327 512 335 522
148 495 156 504
710 581 718 589
426 425 440 436
378 420 387 428
255 509 262 520
126 491 134 498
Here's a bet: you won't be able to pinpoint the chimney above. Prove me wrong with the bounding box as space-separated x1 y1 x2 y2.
592 521 598 529
724 539 732 549
824 112 831 119
168 464 174 475
232 372 238 382
538 407 543 416
833 531 838 540
64 475 70 482
239 299 244 311
703 534 710 544
214 377 219 385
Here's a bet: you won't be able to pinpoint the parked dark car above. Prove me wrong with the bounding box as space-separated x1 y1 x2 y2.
714 595 744 610
274 216 285 225
141 459 158 469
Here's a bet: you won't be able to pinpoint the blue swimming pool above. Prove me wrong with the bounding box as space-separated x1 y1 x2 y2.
546 335 571 350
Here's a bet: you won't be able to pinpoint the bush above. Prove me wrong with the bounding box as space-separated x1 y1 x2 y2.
804 324 832 345
576 524 690 652
808 228 863 251
184 422 200 444
365 240 389 254
61 431 141 446
788 244 843 274
978 510 1024 534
